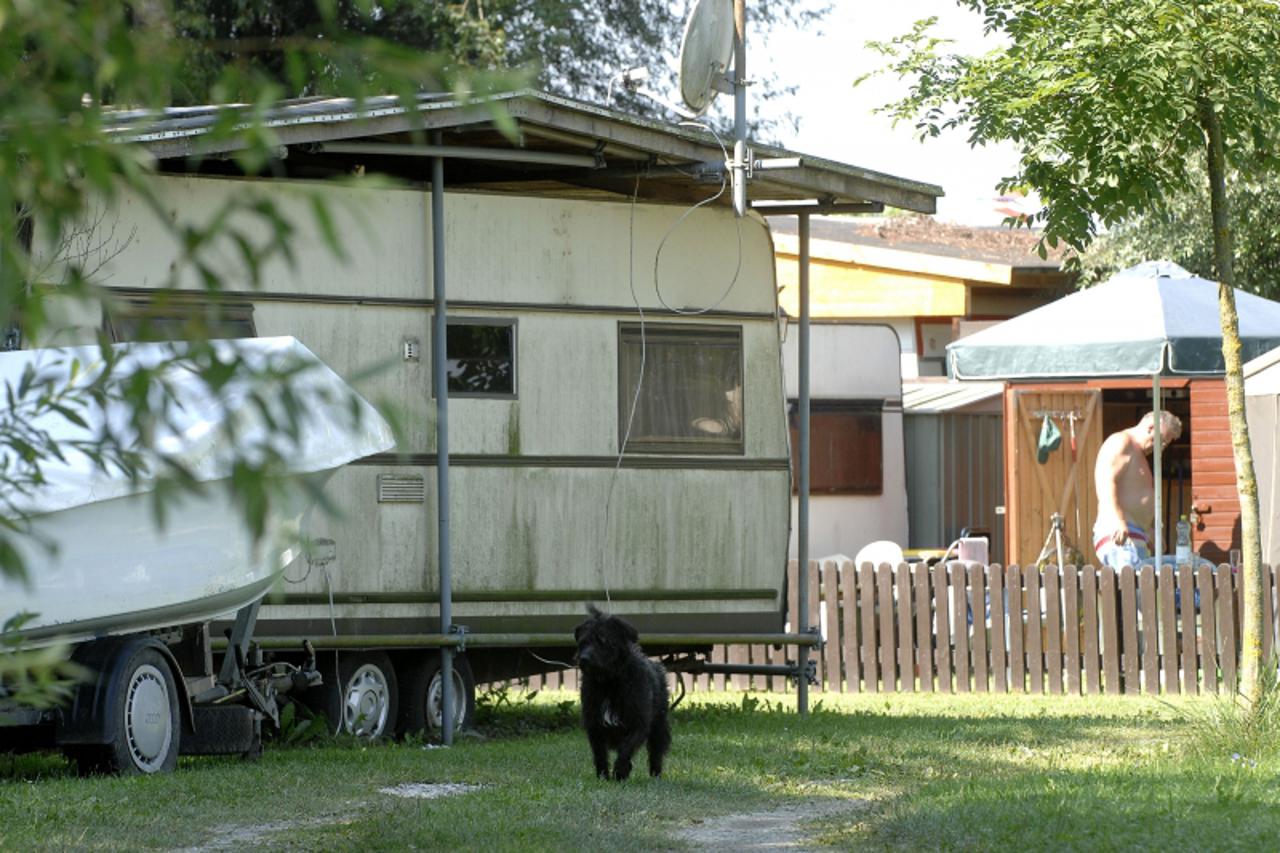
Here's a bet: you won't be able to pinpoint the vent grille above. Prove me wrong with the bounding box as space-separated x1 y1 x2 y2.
377 473 426 503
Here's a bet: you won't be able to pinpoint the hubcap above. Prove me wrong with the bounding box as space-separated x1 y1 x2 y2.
426 669 468 731
125 664 172 773
343 664 391 737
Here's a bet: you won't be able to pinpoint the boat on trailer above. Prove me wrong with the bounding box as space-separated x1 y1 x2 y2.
1 336 395 648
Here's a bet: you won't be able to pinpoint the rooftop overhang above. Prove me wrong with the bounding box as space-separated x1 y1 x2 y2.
770 234 1074 320
773 232 1019 285
108 91 942 214
902 379 1005 413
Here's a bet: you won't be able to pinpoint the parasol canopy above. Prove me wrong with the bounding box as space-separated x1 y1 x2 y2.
948 261 1280 380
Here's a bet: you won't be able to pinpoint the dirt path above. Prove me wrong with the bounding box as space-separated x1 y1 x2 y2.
177 783 481 852
671 798 871 851
179 785 863 851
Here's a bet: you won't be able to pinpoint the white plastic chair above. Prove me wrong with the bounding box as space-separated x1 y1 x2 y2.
853 540 905 570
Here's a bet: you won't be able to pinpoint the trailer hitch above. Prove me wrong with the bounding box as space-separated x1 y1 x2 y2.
264 639 322 696
223 634 279 728
294 639 321 691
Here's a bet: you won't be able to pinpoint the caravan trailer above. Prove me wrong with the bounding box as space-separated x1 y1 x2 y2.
28 92 941 739
780 323 910 562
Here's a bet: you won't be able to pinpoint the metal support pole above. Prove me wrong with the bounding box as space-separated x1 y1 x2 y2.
217 599 262 686
430 132 455 745
678 662 809 678
1153 372 1163 568
732 0 747 217
797 211 811 716
229 632 822 652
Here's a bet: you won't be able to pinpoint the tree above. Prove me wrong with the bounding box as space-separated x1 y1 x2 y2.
1 0 515 572
0 0 518 695
1082 156 1280 297
169 0 510 105
168 0 830 137
868 0 1280 706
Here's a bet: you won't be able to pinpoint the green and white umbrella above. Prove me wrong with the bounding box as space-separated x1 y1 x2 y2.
948 260 1280 380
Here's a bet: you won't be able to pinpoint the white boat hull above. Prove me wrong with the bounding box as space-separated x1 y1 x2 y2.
2 481 313 648
1 337 395 649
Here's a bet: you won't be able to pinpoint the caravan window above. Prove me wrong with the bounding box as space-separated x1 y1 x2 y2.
436 319 516 398
618 323 743 454
789 400 883 494
105 294 256 342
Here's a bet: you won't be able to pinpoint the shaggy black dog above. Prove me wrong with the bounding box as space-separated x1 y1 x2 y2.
573 606 671 781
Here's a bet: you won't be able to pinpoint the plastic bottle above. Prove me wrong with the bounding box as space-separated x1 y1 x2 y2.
1175 515 1192 567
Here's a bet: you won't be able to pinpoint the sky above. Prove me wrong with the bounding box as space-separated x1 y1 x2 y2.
747 2 1025 225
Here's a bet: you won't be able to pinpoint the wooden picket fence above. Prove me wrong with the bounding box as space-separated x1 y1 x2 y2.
530 560 1279 696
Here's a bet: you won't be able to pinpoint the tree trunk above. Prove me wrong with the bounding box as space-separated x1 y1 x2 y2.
1201 96 1264 706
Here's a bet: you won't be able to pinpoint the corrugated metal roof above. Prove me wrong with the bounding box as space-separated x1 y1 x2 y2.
102 90 943 214
903 380 1004 413
771 214 1067 271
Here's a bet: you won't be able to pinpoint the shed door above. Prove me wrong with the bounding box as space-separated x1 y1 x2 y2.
1006 388 1104 567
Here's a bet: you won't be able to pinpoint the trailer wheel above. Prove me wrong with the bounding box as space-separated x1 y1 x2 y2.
397 652 475 737
73 646 180 776
312 652 398 740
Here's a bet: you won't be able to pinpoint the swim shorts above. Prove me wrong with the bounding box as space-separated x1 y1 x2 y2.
1093 521 1151 570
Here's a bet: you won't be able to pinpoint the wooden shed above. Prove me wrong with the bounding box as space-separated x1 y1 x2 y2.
1003 377 1234 567
949 262 1280 569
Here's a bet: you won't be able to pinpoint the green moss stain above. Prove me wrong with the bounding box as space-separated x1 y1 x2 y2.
520 517 537 591
505 476 536 592
507 403 521 456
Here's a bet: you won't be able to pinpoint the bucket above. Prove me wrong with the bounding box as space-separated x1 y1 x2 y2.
957 536 989 564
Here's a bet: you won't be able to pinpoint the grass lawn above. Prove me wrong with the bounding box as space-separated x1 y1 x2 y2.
1 689 1277 851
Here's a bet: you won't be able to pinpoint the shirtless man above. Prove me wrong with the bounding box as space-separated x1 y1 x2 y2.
1093 411 1183 569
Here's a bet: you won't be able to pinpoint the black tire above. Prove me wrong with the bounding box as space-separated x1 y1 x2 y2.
309 652 399 739
73 646 181 776
396 652 476 738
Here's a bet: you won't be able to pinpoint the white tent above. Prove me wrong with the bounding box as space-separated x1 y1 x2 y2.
1245 346 1280 567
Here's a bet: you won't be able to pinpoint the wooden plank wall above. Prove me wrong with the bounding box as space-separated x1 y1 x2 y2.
1190 379 1240 564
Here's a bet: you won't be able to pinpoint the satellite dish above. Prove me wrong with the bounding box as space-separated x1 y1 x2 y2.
678 0 735 115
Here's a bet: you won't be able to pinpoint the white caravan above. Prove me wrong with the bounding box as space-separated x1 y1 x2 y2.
13 92 940 743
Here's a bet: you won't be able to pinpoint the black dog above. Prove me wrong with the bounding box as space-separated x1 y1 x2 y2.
573 606 671 781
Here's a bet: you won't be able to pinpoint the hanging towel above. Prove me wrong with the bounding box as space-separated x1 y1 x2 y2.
1037 415 1062 464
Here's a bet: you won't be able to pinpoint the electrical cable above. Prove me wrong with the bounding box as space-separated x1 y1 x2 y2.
322 564 341 736
526 650 574 671
600 124 747 611
652 121 744 316
280 547 340 732
282 545 313 585
599 172 649 609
